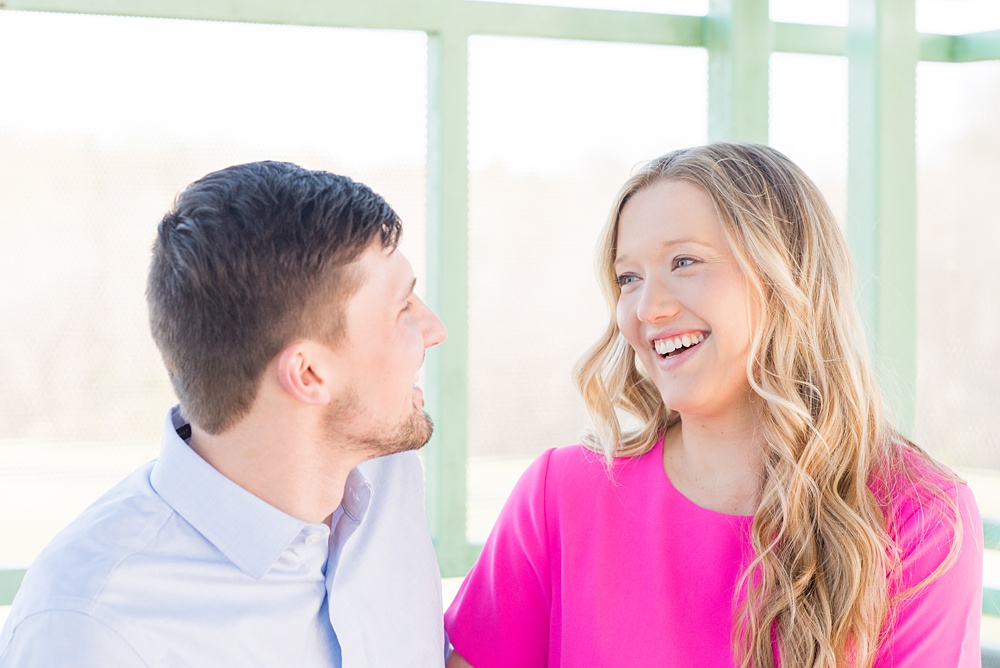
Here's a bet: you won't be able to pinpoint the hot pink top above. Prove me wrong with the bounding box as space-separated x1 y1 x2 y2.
445 441 983 667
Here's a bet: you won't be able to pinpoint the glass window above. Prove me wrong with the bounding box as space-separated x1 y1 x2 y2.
466 35 707 541
769 53 848 228
915 59 1000 471
770 0 847 26
916 57 1000 645
918 0 1000 34
0 11 427 567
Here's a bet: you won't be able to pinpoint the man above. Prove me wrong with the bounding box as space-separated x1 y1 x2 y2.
0 161 448 666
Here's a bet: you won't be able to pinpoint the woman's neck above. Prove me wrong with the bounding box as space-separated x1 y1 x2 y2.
662 405 765 516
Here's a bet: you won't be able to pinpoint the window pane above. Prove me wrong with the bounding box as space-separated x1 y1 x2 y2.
768 53 848 228
466 35 707 540
915 59 1000 472
0 11 427 565
917 58 1000 647
770 0 847 26
918 0 1000 35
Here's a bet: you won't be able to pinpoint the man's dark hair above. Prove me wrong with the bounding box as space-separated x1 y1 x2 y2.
147 161 401 434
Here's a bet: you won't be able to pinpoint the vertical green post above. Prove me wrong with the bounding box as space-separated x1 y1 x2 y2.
0 568 26 606
706 0 771 142
847 0 918 435
424 28 475 576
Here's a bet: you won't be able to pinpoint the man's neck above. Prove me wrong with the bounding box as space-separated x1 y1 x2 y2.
187 407 364 524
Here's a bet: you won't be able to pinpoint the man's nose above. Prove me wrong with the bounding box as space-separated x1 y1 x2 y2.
420 300 447 348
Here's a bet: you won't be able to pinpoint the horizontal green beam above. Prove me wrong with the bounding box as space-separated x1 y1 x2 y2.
6 0 999 62
458 3 702 45
919 33 956 62
2 0 443 30
2 0 701 45
773 22 845 56
0 568 26 607
774 25 1000 62
986 585 1000 618
918 30 1000 62
985 518 1000 551
953 29 1000 62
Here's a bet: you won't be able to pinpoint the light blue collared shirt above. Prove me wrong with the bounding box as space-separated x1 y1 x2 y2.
0 406 445 667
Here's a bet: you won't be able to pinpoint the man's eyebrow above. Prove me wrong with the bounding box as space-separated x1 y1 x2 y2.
400 277 416 300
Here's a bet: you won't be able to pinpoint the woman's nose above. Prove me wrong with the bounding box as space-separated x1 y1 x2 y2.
635 280 680 323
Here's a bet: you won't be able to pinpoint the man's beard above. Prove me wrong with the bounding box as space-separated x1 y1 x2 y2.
323 390 435 458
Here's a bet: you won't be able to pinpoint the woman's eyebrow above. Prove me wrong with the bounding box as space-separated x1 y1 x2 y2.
615 237 713 267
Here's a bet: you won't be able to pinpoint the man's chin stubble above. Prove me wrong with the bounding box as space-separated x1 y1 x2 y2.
372 410 434 457
332 409 434 458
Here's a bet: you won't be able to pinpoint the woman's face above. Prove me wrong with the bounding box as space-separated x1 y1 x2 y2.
614 179 754 421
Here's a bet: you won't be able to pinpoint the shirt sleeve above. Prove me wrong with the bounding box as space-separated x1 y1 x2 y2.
0 610 148 668
444 448 555 668
875 481 983 667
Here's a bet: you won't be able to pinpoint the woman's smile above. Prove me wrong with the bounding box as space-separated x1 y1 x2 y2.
614 179 753 419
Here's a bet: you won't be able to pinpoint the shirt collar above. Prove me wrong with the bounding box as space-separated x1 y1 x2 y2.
149 406 355 579
341 467 373 522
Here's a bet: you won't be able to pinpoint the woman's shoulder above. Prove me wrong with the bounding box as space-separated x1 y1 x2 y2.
522 441 661 491
875 444 979 531
873 442 982 585
538 442 609 472
498 442 671 537
507 444 607 502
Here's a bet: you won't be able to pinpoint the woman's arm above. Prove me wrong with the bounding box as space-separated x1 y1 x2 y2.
443 449 556 668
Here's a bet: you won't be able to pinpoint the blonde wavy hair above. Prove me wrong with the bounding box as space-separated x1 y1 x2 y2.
574 142 961 668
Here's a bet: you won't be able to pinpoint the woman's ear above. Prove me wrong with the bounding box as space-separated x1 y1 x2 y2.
274 342 332 406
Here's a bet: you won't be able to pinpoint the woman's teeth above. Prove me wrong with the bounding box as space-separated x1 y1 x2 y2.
653 332 706 356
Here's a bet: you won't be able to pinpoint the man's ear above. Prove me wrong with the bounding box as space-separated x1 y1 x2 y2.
275 342 333 406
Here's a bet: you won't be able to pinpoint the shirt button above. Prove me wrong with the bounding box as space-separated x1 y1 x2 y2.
305 533 322 545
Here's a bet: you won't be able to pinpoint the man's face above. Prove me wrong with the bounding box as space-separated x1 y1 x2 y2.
323 241 446 456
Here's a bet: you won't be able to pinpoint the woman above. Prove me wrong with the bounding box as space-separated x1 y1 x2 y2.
444 143 983 667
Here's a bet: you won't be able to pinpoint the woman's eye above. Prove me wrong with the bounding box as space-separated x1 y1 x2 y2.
616 273 637 287
674 257 696 269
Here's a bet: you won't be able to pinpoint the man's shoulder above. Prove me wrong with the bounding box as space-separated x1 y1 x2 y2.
10 461 173 617
355 450 424 496
350 451 428 533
